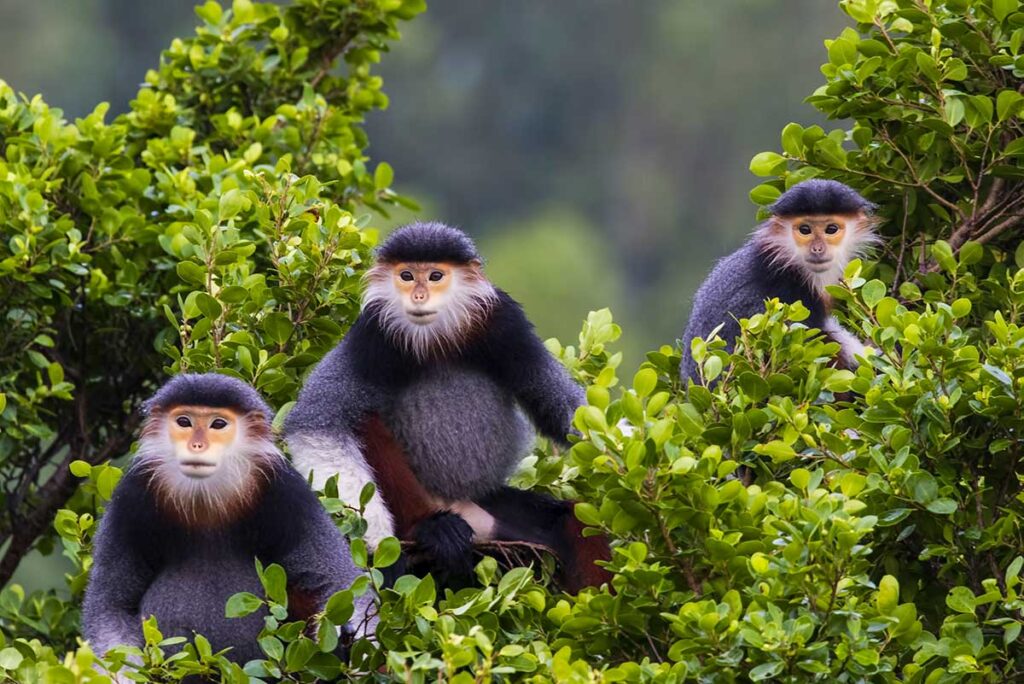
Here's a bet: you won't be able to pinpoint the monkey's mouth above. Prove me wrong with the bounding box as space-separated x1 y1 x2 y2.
805 258 833 272
179 460 218 477
406 310 438 324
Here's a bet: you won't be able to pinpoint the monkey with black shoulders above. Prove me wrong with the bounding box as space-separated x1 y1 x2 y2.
82 374 373 669
284 222 612 591
680 179 880 384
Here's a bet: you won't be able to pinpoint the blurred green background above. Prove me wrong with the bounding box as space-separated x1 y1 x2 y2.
0 0 848 589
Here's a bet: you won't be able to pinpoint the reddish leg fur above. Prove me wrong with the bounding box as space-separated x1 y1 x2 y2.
359 414 437 539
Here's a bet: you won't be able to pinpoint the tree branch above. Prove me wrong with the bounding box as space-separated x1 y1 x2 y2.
0 416 138 587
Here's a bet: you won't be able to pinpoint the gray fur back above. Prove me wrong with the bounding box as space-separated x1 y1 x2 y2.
387 365 533 500
680 243 762 381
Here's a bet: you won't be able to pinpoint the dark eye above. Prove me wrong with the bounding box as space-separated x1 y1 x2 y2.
400 270 414 282
210 418 228 430
175 416 191 428
428 271 444 282
798 224 812 235
825 223 841 235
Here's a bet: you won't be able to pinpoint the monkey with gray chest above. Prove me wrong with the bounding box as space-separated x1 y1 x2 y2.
680 179 880 383
82 374 373 666
285 222 612 590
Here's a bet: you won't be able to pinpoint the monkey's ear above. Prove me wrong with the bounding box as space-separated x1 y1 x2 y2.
467 257 485 269
243 410 272 435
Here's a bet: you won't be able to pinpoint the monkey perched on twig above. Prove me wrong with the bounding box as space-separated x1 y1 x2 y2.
82 374 373 667
285 222 612 591
680 179 880 383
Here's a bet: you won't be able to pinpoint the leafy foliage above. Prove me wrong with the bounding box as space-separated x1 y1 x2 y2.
3 0 1024 683
0 0 421 587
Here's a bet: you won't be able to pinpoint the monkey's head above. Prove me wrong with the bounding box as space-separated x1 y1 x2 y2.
364 222 497 359
756 180 880 293
138 374 279 525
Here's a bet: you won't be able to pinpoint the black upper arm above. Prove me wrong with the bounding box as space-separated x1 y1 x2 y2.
81 467 160 647
474 291 584 444
251 464 360 603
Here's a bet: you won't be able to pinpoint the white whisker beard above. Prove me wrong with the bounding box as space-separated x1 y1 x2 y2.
362 264 498 361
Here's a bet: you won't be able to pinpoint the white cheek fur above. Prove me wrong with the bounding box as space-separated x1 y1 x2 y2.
754 218 880 297
137 419 280 524
362 265 497 360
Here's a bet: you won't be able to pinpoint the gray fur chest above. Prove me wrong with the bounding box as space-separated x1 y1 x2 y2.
139 552 265 662
386 365 533 501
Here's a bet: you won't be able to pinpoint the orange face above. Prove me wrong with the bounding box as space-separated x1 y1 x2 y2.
788 215 853 272
167 405 241 478
391 262 455 324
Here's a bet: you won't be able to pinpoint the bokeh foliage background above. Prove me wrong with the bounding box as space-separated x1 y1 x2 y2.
0 0 848 363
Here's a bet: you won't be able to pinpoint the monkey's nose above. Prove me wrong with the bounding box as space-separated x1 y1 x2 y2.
190 441 207 451
412 291 428 302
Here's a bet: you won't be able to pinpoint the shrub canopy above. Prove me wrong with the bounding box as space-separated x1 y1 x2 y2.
2 0 1024 682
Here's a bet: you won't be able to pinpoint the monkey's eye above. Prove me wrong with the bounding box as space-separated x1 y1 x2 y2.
400 270 414 282
428 271 444 282
175 416 192 428
825 223 841 235
798 224 812 235
210 418 228 430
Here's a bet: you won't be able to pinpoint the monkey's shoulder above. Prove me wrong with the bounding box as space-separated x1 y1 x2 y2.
107 461 327 560
696 241 820 316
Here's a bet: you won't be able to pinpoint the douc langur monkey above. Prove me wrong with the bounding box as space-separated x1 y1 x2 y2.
284 222 612 591
680 179 879 383
82 374 373 667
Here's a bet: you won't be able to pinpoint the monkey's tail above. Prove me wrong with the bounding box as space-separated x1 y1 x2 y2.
412 511 476 590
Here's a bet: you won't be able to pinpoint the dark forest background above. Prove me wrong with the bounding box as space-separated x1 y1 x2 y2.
0 0 847 588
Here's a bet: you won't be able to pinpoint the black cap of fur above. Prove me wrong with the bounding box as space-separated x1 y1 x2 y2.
144 373 272 417
376 222 481 264
769 179 876 217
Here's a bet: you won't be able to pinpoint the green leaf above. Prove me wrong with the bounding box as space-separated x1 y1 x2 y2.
262 312 294 345
324 590 354 625
374 162 394 191
749 152 786 177
780 123 805 156
0 648 22 671
750 661 785 681
997 90 1024 121
994 0 1019 22
225 592 263 618
753 440 797 463
373 536 401 568
219 188 245 221
907 471 938 504
195 292 223 320
946 586 976 614
632 368 657 398
259 563 288 605
176 261 207 285
195 0 223 24
876 575 899 614
915 52 942 81
69 460 91 478
861 279 886 308
749 183 781 205
926 498 958 515
96 467 122 500
284 637 317 672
